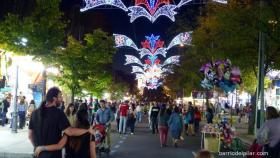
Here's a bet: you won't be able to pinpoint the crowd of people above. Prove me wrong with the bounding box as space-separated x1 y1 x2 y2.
1 86 280 158
23 87 205 158
1 94 37 129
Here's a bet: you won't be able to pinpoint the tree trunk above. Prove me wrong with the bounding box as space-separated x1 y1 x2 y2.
248 91 256 135
205 90 209 107
71 88 75 103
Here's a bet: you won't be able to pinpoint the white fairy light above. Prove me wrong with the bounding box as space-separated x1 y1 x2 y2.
80 0 128 12
80 0 227 23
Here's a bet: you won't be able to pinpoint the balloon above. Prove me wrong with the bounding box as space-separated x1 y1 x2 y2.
224 71 231 80
215 60 223 67
231 66 241 76
217 64 225 80
230 75 241 83
201 78 213 89
200 58 241 93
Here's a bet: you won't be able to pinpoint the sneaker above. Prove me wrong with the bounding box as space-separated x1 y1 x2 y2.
180 136 184 140
131 133 134 135
174 143 178 148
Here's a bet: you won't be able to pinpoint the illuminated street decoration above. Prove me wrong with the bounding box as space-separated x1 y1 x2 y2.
162 56 180 67
128 4 177 23
131 66 145 74
125 55 144 66
167 32 192 50
114 34 139 50
80 0 128 12
81 0 227 23
114 32 192 89
212 0 227 4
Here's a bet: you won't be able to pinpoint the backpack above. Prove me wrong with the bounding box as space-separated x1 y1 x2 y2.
247 139 263 158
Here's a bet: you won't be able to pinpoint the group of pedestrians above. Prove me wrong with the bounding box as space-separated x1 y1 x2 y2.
1 93 36 129
27 87 147 158
147 101 202 148
117 100 142 135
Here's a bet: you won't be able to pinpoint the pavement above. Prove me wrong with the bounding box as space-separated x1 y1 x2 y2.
0 126 33 158
0 115 254 158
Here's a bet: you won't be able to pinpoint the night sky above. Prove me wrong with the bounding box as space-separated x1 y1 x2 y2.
60 0 199 74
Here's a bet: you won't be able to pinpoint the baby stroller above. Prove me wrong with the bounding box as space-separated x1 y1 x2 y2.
94 124 110 156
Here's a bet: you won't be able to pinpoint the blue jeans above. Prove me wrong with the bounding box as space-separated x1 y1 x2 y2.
119 116 127 134
136 112 142 123
18 111 26 128
2 112 7 126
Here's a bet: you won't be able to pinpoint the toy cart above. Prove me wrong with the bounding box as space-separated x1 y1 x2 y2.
201 131 221 153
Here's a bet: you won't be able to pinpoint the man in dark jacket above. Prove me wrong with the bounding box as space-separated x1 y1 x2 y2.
150 103 160 134
2 96 11 126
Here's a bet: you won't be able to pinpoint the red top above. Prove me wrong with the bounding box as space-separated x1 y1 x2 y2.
119 104 129 117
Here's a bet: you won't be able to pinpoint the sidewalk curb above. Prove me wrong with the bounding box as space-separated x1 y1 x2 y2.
0 152 33 158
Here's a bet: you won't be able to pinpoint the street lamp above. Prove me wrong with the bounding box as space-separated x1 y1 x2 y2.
11 65 19 133
255 0 265 136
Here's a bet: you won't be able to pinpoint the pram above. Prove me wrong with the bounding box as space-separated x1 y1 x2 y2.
94 124 110 156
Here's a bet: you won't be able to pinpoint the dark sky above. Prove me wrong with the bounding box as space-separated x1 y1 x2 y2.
60 0 201 74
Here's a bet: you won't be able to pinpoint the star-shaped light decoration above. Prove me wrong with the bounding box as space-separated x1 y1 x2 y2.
114 32 193 90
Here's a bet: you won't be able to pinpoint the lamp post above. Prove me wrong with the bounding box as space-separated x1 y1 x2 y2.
254 0 265 136
42 68 47 100
11 65 19 133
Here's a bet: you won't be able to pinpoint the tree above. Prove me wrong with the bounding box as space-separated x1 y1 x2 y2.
169 0 280 134
109 82 129 101
0 0 66 61
53 29 116 101
0 1 118 100
52 36 84 102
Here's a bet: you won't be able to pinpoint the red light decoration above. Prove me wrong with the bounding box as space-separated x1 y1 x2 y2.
135 0 170 15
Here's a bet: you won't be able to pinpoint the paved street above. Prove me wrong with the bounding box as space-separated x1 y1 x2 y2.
0 116 248 158
0 117 201 158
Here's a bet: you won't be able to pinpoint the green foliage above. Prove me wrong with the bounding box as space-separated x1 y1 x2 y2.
241 70 257 94
23 0 66 58
0 0 66 59
109 82 129 100
53 30 116 99
167 0 280 95
165 47 205 96
0 1 118 99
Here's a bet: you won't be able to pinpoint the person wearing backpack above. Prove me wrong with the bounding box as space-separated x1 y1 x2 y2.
257 106 280 158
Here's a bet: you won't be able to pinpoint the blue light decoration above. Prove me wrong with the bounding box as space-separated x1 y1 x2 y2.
80 0 227 23
114 32 192 89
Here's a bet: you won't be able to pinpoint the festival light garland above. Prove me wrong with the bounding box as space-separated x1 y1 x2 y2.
114 32 192 89
81 0 227 23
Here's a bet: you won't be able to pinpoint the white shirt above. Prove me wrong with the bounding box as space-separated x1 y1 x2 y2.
136 105 142 112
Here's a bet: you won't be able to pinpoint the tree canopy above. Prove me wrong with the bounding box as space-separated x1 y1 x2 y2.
166 0 280 95
0 0 130 100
